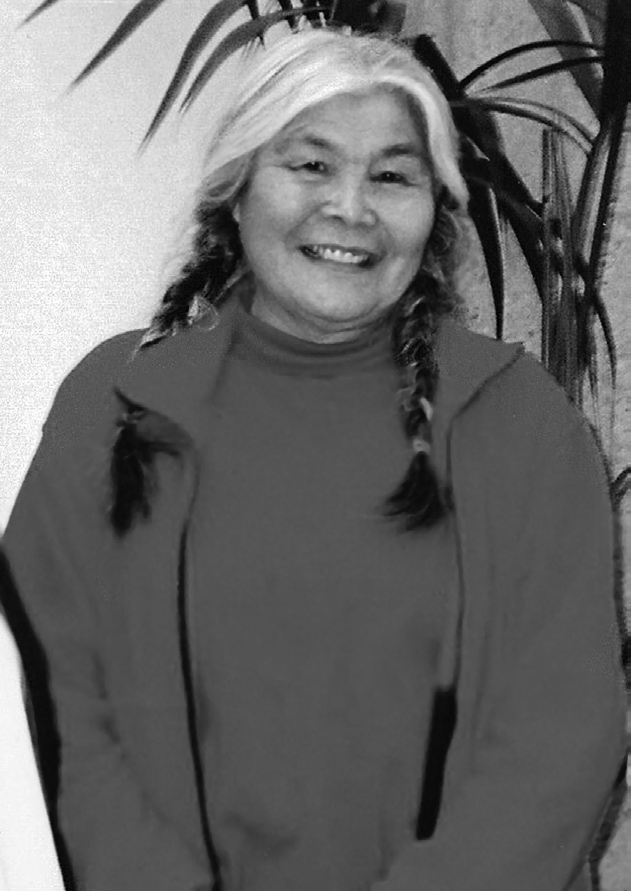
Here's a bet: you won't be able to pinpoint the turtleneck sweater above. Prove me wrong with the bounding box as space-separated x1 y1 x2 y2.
189 300 457 891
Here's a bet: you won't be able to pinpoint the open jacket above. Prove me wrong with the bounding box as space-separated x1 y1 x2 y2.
3 297 626 891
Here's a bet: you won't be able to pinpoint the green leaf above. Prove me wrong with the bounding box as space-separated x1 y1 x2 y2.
411 34 464 99
581 114 626 372
21 0 65 26
568 0 606 24
611 467 631 508
477 94 594 144
180 7 326 112
568 0 606 44
542 128 583 400
468 180 506 338
461 146 546 318
72 0 170 87
142 0 251 144
527 0 603 111
599 0 631 120
460 39 601 89
480 55 604 94
455 97 592 152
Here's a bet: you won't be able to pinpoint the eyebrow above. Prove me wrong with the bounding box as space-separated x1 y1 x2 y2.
274 133 426 162
379 143 427 161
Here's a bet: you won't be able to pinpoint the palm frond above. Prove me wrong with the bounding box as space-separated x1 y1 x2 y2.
567 0 607 45
599 0 631 120
180 7 326 112
72 0 170 87
454 97 592 152
480 56 604 94
462 160 506 339
527 0 603 111
568 0 606 24
460 39 601 90
142 0 251 144
21 0 64 25
612 467 631 508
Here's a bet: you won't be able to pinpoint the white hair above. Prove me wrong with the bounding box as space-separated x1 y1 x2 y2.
198 27 468 210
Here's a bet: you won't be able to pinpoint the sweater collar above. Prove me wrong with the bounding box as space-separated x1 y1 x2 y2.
114 298 524 455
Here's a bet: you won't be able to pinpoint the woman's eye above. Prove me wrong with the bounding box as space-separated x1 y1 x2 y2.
301 160 327 173
374 170 409 185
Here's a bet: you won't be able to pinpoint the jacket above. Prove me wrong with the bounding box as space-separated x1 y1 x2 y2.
0 609 65 891
3 296 627 891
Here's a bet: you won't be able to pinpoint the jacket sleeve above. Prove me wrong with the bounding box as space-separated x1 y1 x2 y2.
3 372 211 891
0 612 66 891
373 371 627 891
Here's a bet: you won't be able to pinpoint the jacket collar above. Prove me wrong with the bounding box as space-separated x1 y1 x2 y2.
114 298 524 464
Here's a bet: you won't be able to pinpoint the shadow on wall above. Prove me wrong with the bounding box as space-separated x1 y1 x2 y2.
0 542 76 891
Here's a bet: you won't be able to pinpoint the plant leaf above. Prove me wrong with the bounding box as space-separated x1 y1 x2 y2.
72 0 170 87
21 0 65 26
581 114 626 370
461 147 545 303
480 55 604 94
180 7 325 112
142 0 251 144
599 0 631 121
468 185 506 337
568 0 606 24
527 0 603 111
475 94 594 144
568 0 606 45
611 467 631 508
460 39 600 89
455 97 592 152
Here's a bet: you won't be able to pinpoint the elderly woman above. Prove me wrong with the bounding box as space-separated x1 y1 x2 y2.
3 27 626 891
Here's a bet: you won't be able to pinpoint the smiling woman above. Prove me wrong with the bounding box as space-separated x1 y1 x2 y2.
2 25 626 891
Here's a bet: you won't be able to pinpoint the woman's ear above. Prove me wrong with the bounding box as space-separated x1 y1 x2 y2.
232 202 241 226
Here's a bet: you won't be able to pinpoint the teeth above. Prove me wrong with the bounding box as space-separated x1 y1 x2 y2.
306 246 370 265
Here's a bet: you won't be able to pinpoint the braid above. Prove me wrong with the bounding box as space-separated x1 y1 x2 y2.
384 199 463 531
146 200 243 344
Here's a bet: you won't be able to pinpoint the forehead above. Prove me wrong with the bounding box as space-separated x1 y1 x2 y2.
268 88 427 156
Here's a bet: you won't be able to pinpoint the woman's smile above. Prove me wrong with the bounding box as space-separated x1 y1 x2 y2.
299 244 378 268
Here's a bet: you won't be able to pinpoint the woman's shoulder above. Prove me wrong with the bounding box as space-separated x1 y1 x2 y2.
442 321 582 421
43 329 146 445
439 321 600 471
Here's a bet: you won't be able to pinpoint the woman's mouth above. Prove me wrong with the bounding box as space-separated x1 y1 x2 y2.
301 244 377 268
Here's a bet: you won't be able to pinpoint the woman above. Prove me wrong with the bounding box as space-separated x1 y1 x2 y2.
0 548 65 891
3 27 626 891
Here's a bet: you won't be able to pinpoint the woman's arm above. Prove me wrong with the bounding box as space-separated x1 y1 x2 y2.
373 377 627 891
0 609 65 891
3 363 211 891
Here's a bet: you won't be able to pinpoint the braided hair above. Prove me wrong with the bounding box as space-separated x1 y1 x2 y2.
384 195 463 531
144 196 243 345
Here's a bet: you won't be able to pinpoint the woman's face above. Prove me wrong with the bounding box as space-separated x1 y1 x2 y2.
236 88 437 343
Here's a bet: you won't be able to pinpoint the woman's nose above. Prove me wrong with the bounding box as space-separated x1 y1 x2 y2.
322 172 376 226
